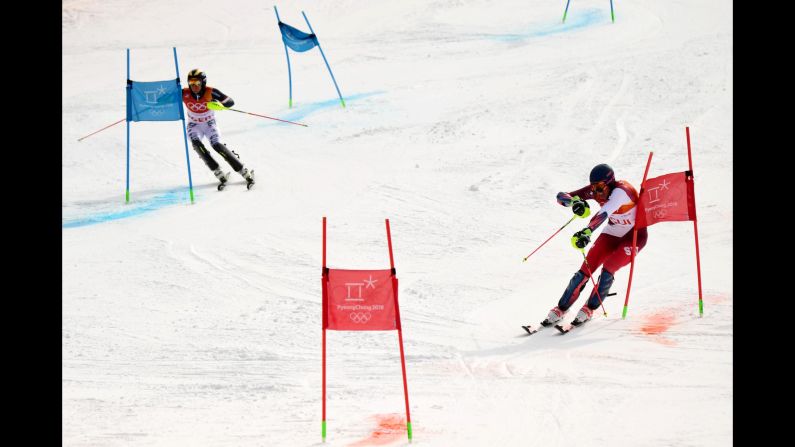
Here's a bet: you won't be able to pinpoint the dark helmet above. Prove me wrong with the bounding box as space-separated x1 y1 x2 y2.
589 163 615 186
187 68 207 91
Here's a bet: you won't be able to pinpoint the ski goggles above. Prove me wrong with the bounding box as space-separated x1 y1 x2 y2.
188 79 203 86
591 181 609 194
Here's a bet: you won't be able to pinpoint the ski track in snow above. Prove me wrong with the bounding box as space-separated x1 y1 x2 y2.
471 8 607 42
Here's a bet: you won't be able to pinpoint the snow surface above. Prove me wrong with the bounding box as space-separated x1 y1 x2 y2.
63 0 732 445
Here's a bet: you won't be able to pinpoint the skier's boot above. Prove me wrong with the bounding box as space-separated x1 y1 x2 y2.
571 306 593 326
214 168 230 190
541 306 566 327
239 167 255 190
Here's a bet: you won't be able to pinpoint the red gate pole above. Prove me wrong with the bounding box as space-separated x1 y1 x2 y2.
686 127 704 317
386 219 413 442
322 217 328 442
622 152 654 319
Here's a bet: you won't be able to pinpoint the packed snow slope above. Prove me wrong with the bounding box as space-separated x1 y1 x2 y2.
63 0 732 445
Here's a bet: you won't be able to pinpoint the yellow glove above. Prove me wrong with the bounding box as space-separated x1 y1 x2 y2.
571 228 593 250
572 198 590 218
206 101 228 111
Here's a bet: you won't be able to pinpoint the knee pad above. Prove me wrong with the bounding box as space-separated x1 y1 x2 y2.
587 270 614 310
559 269 590 311
212 142 239 159
191 140 219 170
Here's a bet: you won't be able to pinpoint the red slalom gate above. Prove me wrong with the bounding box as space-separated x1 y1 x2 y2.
321 217 413 443
623 126 704 319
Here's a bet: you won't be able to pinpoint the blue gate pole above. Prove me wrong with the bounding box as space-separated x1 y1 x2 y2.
274 6 294 108
173 47 195 204
610 0 615 23
302 11 346 108
562 0 572 23
125 48 131 203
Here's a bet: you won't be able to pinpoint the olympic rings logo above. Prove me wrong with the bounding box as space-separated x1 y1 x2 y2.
187 103 207 112
349 312 371 324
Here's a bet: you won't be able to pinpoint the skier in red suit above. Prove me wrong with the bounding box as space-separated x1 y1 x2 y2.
542 163 648 327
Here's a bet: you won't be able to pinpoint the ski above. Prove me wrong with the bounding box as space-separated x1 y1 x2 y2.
218 182 254 191
521 321 554 335
555 320 589 334
554 324 572 334
218 183 254 191
217 177 254 191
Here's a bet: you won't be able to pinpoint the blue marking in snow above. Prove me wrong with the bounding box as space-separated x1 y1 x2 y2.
63 188 192 229
273 91 384 124
477 9 605 42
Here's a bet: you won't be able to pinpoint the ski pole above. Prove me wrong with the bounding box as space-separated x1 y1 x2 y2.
522 215 577 262
207 101 309 127
227 108 307 127
77 117 126 142
579 248 607 317
206 101 307 127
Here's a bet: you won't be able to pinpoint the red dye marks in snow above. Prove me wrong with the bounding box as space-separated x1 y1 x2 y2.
641 312 675 335
348 414 406 447
703 293 729 305
640 312 677 346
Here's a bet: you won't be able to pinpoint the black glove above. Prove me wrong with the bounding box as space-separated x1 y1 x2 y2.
572 200 589 217
571 228 592 249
